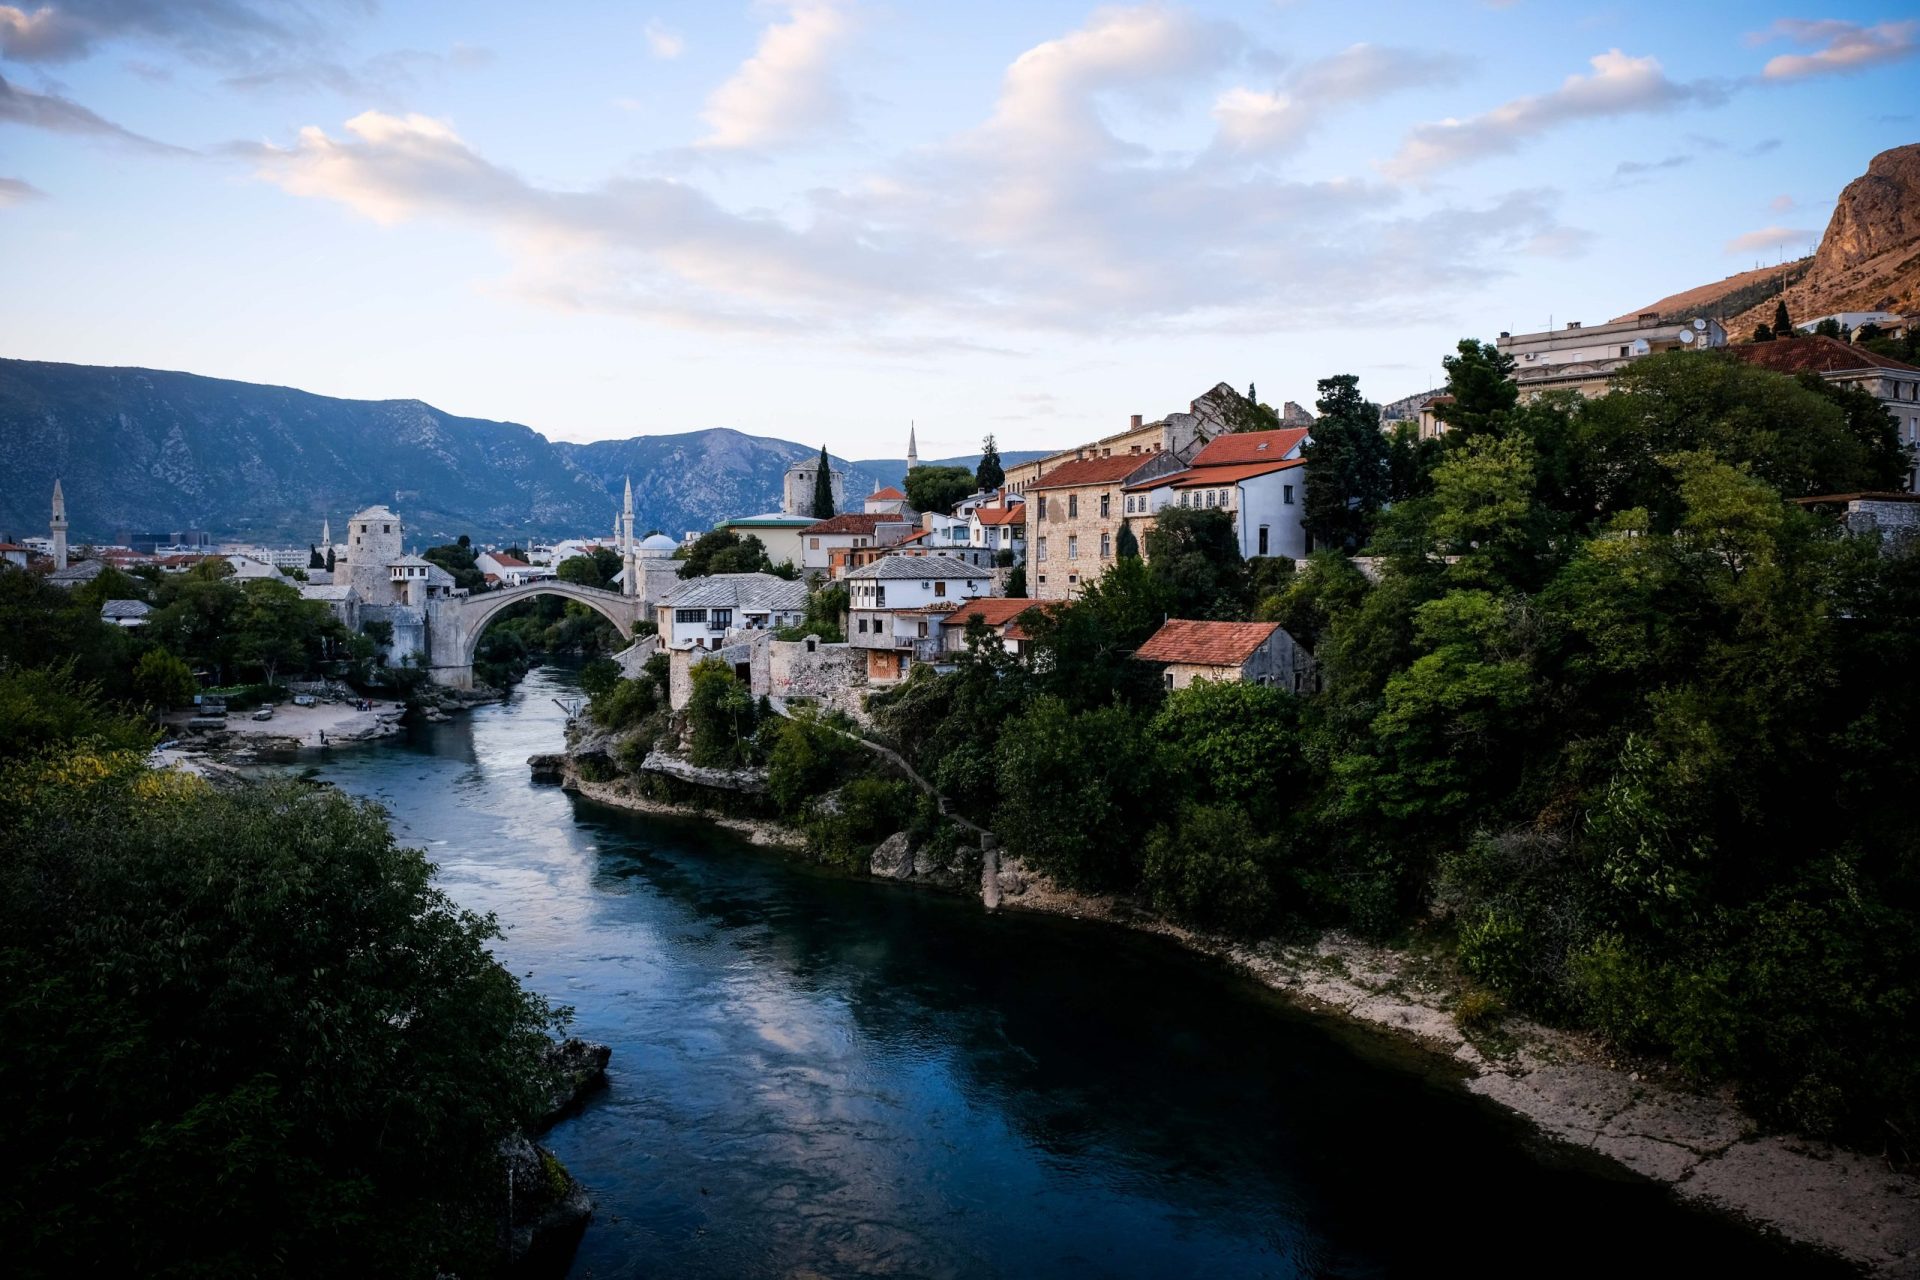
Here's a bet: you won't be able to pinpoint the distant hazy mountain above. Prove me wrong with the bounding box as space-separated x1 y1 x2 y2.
0 359 1040 547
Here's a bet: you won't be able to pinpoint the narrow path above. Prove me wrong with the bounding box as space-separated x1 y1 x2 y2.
768 697 988 838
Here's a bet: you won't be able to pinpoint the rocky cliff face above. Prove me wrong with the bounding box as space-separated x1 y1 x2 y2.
1726 142 1920 334
1814 143 1919 276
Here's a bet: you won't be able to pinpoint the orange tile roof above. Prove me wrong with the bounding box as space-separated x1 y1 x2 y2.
1726 334 1920 376
1169 458 1306 487
806 512 900 535
489 553 531 568
1188 427 1310 466
1026 453 1162 490
869 486 907 500
938 596 1039 628
975 502 1025 525
1133 619 1281 667
896 529 930 543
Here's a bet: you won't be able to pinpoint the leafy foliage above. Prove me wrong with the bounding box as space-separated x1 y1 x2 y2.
903 464 976 516
677 529 775 578
975 434 1005 491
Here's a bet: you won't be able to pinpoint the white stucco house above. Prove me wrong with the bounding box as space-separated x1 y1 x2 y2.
657 573 809 650
845 553 998 682
1123 426 1311 561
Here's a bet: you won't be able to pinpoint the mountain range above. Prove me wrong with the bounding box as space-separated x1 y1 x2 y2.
0 358 1042 547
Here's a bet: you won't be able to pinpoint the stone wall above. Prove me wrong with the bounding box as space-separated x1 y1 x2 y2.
667 631 771 710
611 634 661 680
1845 497 1920 548
769 636 870 720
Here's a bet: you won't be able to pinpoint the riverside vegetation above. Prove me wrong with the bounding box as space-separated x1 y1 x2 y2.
0 579 585 1275
588 346 1920 1163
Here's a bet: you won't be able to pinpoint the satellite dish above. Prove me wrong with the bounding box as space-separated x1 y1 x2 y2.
1692 318 1708 331
1678 330 1695 344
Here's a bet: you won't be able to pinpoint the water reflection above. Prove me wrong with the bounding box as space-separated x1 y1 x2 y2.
303 668 1841 1279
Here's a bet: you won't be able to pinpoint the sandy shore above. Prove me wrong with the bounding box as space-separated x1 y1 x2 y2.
162 699 406 752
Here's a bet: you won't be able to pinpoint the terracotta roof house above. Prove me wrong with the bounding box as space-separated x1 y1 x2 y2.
1132 619 1319 693
1123 426 1314 562
939 595 1046 655
801 511 914 576
1025 451 1185 601
845 554 998 681
1728 336 1920 491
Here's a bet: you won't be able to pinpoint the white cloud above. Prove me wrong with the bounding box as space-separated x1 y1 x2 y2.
696 1 854 151
1212 43 1467 157
0 173 46 204
248 9 1588 345
1753 18 1918 80
1769 193 1794 212
1724 225 1816 255
1383 49 1714 183
644 18 683 60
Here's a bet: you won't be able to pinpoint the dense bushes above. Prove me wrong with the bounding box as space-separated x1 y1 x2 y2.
0 675 565 1277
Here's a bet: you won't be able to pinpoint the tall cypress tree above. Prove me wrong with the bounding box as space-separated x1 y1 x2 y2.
1773 299 1793 338
812 445 835 520
976 434 1005 491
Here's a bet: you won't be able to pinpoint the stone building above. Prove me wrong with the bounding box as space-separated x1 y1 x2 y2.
1499 314 1726 400
1024 451 1184 599
782 454 848 520
1122 426 1312 562
1003 383 1243 496
845 553 996 681
1132 619 1319 693
657 573 807 650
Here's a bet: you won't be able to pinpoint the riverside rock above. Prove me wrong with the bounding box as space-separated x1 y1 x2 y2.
869 831 914 879
497 1133 593 1276
534 1037 611 1132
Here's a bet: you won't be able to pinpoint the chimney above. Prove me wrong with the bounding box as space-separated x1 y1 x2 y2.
1130 414 1143 430
1638 312 1659 326
1566 320 1582 330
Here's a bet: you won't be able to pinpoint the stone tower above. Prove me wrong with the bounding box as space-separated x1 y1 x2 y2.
50 479 68 570
782 457 846 518
344 505 404 602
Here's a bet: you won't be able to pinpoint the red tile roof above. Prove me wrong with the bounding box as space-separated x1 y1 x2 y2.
1133 619 1281 667
1727 334 1920 376
1026 453 1162 490
806 512 901 535
939 596 1040 628
489 553 531 568
869 486 907 501
1169 458 1306 487
975 502 1025 526
1188 427 1310 466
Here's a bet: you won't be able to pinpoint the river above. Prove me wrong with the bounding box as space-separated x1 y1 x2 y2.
298 665 1835 1278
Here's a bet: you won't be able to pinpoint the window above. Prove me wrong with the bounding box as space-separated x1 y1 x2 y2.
875 586 886 607
676 608 704 624
1038 536 1048 560
1179 492 1190 508
710 609 732 629
1205 490 1215 508
383 524 390 533
857 617 868 633
1068 535 1078 559
935 580 947 597
918 621 929 637
1037 495 1048 520
1068 494 1078 518
810 537 820 549
1100 532 1111 558
1283 484 1294 505
1258 525 1269 555
1163 671 1174 690
1099 493 1110 518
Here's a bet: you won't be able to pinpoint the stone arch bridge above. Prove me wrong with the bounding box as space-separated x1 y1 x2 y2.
427 581 645 689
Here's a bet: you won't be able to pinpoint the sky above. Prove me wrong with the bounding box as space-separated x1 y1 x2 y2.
1 2 1916 459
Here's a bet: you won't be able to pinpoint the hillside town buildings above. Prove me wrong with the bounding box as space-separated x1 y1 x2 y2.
1498 314 1728 400
1726 336 1920 491
846 553 997 681
1133 619 1319 693
657 573 807 650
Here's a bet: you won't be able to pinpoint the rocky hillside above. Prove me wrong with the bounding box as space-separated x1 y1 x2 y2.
1618 143 1919 333
0 359 971 546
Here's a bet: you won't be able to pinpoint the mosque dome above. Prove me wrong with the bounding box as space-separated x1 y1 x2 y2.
637 533 679 557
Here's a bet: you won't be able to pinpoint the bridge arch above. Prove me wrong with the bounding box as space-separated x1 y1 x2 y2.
429 581 644 688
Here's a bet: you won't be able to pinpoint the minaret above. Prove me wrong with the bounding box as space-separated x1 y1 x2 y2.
621 475 637 598
321 517 331 549
906 422 919 473
50 479 68 570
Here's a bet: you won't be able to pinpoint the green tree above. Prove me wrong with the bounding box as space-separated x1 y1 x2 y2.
1432 338 1519 439
0 746 567 1277
1142 506 1249 619
1004 564 1027 598
325 546 336 573
1302 374 1391 553
231 577 322 686
1386 420 1442 502
1023 556 1167 711
1773 298 1793 336
309 545 325 569
994 696 1165 891
132 647 197 710
556 553 607 589
903 464 976 515
677 529 773 578
1752 322 1775 342
812 444 835 520
424 542 486 591
976 434 1005 491
1813 317 1843 339
1115 521 1140 559
686 660 758 767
